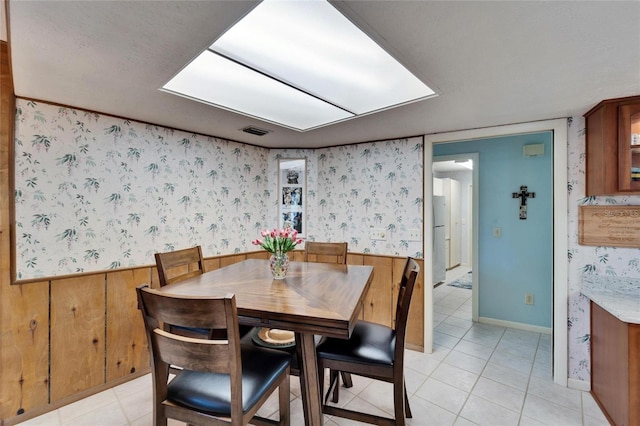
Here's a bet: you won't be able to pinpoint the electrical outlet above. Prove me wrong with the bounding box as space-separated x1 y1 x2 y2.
370 228 387 241
408 229 421 241
525 293 534 305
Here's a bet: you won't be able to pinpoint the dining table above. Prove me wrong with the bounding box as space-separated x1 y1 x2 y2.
159 258 374 426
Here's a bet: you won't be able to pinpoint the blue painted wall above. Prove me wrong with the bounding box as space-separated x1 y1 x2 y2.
434 132 553 328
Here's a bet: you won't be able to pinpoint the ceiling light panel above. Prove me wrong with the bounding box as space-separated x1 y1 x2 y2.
162 0 436 131
212 0 435 115
163 51 352 131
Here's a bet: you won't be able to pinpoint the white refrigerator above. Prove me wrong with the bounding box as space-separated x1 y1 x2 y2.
433 196 447 284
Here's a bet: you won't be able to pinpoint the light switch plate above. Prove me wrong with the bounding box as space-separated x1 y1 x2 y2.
370 228 387 240
408 229 421 241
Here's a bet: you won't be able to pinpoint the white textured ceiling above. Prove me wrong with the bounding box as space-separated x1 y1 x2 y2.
7 1 640 149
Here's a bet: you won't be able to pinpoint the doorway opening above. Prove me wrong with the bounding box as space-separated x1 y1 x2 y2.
433 153 478 322
423 119 568 386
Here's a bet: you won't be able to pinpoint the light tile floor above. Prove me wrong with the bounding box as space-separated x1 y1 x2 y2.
18 265 610 426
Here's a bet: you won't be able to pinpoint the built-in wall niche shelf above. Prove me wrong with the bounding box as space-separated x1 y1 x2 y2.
579 205 640 247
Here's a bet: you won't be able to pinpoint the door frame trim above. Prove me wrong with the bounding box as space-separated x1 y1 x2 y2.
423 118 568 386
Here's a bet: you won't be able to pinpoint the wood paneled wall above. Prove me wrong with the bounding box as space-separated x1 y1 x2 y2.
0 249 423 424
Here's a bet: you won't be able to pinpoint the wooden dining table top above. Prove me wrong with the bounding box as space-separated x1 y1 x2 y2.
160 258 374 339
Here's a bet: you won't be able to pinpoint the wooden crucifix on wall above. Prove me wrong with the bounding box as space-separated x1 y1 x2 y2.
512 185 535 220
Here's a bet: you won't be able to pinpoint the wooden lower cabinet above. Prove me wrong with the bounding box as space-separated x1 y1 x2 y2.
1 252 424 424
591 301 640 426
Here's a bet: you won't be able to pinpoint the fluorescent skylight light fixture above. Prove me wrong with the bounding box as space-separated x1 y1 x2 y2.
162 0 436 132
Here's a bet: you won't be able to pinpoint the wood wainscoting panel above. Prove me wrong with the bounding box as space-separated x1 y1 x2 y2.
50 275 106 402
362 256 393 327
219 254 247 267
106 269 151 382
246 250 271 261
0 252 425 423
347 253 364 266
0 281 50 420
203 257 221 272
347 254 365 320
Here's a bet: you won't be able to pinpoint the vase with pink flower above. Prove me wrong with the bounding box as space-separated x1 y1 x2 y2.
252 228 302 279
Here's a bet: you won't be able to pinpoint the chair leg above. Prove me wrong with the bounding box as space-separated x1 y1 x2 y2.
340 371 353 388
278 371 291 426
325 369 339 404
332 371 341 403
404 382 412 418
393 380 406 426
327 371 353 403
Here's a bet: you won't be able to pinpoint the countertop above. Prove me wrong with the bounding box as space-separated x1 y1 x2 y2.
581 275 640 324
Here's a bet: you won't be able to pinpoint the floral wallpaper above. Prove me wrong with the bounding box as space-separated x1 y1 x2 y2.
14 99 423 280
14 100 271 279
567 115 640 383
272 140 424 258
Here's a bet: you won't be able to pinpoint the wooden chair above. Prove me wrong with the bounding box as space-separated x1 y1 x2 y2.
304 241 353 393
154 245 253 343
154 245 205 287
137 285 291 426
304 241 348 264
316 257 420 426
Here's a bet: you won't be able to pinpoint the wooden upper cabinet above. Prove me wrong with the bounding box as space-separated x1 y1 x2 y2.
585 95 640 195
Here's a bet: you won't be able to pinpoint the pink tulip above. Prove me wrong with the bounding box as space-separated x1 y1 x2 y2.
292 230 298 239
296 239 303 244
270 229 277 238
261 230 269 237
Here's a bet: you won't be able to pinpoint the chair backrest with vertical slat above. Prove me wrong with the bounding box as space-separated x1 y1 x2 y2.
305 242 348 265
393 257 419 362
154 246 205 287
136 285 241 375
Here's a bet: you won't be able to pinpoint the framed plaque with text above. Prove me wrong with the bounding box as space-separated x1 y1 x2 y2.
579 205 640 247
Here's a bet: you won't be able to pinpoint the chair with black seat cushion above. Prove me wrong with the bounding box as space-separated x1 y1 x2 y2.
304 242 353 393
155 246 253 337
316 257 419 426
154 245 206 288
137 285 291 426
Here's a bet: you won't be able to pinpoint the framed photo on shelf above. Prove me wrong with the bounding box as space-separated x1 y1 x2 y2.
278 158 306 237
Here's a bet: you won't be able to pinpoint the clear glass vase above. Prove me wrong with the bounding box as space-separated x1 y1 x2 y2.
269 252 289 280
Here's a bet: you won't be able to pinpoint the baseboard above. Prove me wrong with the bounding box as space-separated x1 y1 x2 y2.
478 317 552 334
568 378 590 391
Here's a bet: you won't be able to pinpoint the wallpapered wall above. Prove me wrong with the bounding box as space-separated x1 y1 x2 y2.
14 99 423 280
305 141 424 255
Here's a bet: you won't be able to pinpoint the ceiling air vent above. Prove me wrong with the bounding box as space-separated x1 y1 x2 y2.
242 126 269 136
